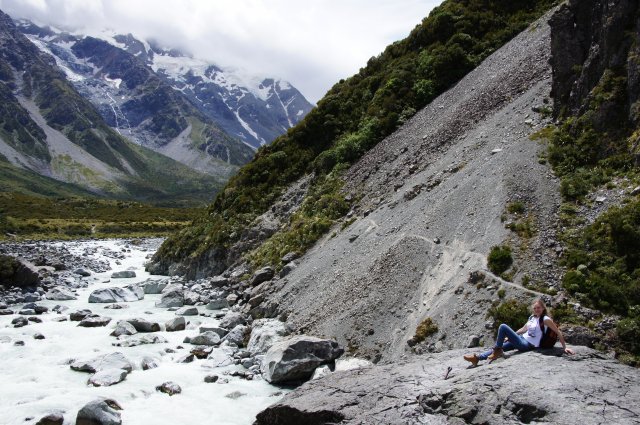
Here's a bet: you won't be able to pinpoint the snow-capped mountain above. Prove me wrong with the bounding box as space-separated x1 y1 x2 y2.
17 20 314 151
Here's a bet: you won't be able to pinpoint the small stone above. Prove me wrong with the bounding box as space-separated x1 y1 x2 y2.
141 357 158 370
251 267 274 286
595 196 607 203
35 411 64 425
156 381 182 396
111 270 136 279
33 333 45 340
14 340 25 346
110 320 138 337
74 268 91 277
28 316 43 323
204 374 219 383
175 306 199 316
76 398 122 425
176 353 195 363
467 335 480 348
491 148 503 154
631 186 640 196
70 309 92 321
88 369 128 387
225 391 246 399
11 317 28 327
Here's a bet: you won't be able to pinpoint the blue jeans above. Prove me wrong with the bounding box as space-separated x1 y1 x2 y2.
478 324 533 360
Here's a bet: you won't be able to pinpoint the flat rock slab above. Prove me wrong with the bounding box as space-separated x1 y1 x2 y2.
255 348 640 425
45 287 77 301
111 270 136 278
88 369 128 387
77 315 112 327
126 317 160 332
71 352 133 374
88 285 143 303
113 334 167 347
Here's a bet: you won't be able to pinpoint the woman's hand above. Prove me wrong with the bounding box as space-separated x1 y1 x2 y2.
564 347 575 355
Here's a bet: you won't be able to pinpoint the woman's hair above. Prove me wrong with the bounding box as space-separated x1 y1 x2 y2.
532 298 549 318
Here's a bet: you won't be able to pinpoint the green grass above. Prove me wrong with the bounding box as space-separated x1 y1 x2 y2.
487 245 513 275
0 192 201 240
414 317 438 343
488 299 530 331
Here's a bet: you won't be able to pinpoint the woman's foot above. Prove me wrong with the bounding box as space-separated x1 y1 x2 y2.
463 353 479 367
487 347 503 362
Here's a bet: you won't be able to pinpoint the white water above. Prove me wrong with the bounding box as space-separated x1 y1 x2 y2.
0 240 284 425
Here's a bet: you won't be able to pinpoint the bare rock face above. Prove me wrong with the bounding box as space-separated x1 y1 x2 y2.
256 348 640 424
260 335 344 384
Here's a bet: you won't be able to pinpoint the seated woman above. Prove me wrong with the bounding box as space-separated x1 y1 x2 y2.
464 298 574 366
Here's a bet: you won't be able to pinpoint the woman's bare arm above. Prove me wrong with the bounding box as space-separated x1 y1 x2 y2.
544 318 575 355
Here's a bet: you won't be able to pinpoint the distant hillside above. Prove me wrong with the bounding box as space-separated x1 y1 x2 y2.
0 9 226 205
151 0 558 274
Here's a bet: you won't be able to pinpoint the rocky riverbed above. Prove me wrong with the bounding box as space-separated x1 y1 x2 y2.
0 239 289 425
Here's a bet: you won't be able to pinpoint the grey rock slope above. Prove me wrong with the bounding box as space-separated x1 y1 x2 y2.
266 12 559 362
256 347 640 425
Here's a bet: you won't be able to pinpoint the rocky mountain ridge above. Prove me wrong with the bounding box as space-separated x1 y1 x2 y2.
0 9 225 203
16 19 313 152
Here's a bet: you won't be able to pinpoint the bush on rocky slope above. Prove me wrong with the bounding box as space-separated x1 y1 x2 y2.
153 0 558 272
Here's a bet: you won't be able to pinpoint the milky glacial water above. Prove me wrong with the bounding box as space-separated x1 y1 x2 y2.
0 239 284 425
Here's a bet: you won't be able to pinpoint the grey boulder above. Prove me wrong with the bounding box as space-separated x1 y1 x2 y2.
76 398 122 425
190 331 221 346
261 335 344 384
77 315 112 327
88 369 128 387
222 325 248 347
251 267 274 286
247 319 288 355
45 287 77 301
71 352 133 374
113 334 167 347
165 316 186 332
110 321 137 337
35 411 64 425
111 270 136 279
175 306 198 316
88 285 144 303
156 381 181 396
219 311 247 330
155 287 184 308
126 317 160 332
206 297 228 310
143 280 168 294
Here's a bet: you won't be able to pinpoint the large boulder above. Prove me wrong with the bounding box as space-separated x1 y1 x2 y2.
0 255 40 287
222 325 247 347
143 280 168 294
88 369 128 387
190 331 221 346
76 398 122 425
219 311 247 330
251 267 274 286
110 321 137 337
155 287 184 308
71 352 133 374
35 412 64 425
88 285 144 303
247 319 289 355
260 335 344 384
126 317 160 332
45 287 77 301
165 317 186 332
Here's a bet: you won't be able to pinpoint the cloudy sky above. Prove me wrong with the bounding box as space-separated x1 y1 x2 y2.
0 0 441 102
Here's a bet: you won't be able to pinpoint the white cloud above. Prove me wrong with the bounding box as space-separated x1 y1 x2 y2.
0 0 442 102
